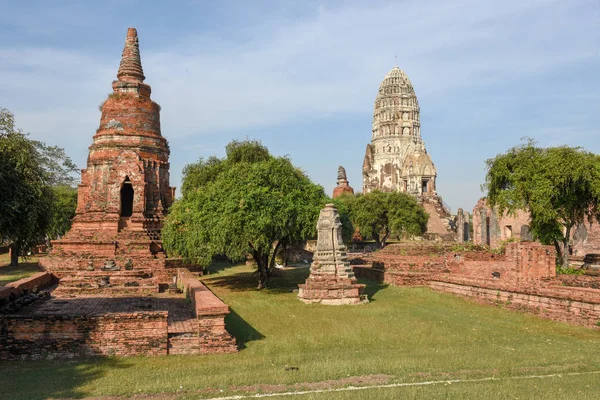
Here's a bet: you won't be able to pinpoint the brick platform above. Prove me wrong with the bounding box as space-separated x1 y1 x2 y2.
0 269 238 360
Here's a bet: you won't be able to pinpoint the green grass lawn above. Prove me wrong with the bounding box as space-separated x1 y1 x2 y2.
0 264 599 399
0 253 40 286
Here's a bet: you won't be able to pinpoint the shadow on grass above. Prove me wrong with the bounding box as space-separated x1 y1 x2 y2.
0 356 132 400
359 279 389 302
0 262 41 286
226 308 265 349
202 266 310 294
204 260 240 275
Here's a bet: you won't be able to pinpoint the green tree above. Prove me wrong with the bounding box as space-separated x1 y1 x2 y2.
0 109 53 265
350 190 428 248
163 139 327 288
484 141 600 268
0 108 79 265
48 185 78 240
330 193 356 244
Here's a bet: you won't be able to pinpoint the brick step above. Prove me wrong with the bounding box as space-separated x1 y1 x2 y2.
70 270 153 278
168 333 200 355
58 276 157 287
53 284 159 295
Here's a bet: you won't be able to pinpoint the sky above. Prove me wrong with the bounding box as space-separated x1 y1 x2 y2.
0 0 598 212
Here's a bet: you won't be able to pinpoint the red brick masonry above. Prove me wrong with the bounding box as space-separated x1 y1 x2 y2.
1 302 168 360
176 269 237 354
0 269 237 360
352 242 600 329
0 272 54 301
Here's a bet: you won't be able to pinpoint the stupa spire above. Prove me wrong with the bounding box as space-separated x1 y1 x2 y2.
117 28 145 83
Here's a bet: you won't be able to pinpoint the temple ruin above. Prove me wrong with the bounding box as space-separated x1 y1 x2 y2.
1 29 236 360
39 28 179 285
362 66 453 238
362 67 436 195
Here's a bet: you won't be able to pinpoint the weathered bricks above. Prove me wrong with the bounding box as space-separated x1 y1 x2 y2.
351 241 599 328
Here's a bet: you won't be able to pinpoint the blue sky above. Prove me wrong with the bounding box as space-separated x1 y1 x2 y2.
0 0 598 212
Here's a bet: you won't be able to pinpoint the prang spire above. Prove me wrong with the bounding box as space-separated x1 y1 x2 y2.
117 28 145 83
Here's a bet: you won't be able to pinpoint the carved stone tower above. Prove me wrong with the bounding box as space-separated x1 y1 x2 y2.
362 67 437 195
40 28 180 284
298 204 367 305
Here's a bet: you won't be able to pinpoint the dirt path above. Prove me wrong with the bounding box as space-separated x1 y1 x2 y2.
68 370 600 400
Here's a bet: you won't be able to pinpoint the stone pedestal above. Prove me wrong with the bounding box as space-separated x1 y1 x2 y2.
298 204 367 305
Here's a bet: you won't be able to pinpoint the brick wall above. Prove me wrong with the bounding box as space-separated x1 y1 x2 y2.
352 242 599 328
353 266 431 286
0 312 168 360
429 280 600 329
472 198 532 248
0 272 55 301
177 268 237 353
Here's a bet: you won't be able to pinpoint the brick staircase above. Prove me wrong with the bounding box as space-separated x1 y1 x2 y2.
53 269 160 295
423 202 451 235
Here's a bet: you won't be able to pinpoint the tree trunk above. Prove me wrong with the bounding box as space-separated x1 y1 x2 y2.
553 239 563 266
9 243 20 266
373 234 382 249
253 250 269 289
381 229 390 248
269 241 282 272
561 225 572 269
283 245 290 267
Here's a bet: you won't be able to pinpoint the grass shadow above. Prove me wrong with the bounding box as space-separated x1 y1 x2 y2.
0 356 132 400
204 260 239 274
202 266 310 294
0 261 41 286
360 279 389 302
226 307 265 349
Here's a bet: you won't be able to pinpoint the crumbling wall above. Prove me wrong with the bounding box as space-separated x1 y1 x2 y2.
472 198 531 248
0 312 168 360
177 268 237 354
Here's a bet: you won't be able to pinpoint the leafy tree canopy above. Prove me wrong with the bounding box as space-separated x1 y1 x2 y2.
484 140 600 267
48 185 78 240
349 190 428 248
163 139 327 288
330 193 356 244
0 108 79 265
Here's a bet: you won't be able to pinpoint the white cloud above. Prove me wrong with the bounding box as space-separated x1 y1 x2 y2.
0 0 597 210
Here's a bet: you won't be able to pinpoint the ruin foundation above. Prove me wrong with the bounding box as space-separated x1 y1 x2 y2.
351 241 600 328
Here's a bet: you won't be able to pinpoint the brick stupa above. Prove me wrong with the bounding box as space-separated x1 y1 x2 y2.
298 204 367 305
332 166 354 198
40 28 181 291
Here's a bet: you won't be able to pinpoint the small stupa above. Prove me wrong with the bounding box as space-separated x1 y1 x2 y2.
332 166 354 198
298 204 367 305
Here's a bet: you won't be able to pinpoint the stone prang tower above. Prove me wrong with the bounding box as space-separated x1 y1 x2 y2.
362 67 437 195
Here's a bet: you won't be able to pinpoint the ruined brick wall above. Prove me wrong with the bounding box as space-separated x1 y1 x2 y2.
39 255 179 283
0 312 168 360
177 269 237 353
505 241 555 280
572 221 600 257
353 266 431 286
0 272 54 301
429 280 600 329
472 198 531 248
351 242 600 328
